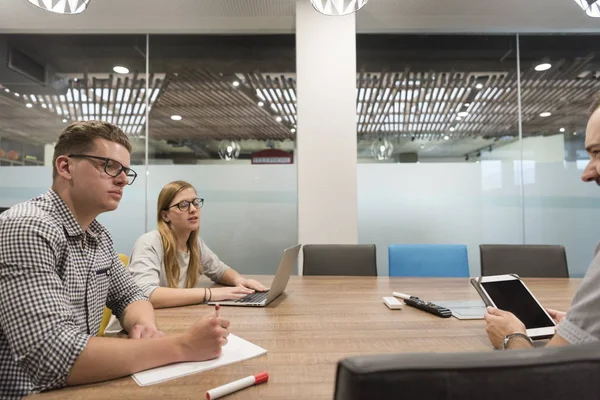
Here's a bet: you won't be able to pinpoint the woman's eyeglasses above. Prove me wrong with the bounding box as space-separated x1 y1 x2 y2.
165 198 204 212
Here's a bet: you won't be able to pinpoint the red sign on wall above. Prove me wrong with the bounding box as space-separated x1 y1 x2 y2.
251 149 294 164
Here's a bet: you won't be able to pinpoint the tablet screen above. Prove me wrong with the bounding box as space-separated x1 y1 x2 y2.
481 279 555 329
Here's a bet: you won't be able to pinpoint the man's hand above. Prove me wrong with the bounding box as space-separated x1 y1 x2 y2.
237 278 268 292
546 308 567 325
179 313 230 361
128 324 164 339
484 307 527 349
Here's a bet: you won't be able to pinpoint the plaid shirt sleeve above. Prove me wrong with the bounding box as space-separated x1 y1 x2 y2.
0 215 89 393
106 251 149 320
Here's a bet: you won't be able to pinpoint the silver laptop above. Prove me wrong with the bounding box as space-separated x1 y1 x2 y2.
208 244 301 307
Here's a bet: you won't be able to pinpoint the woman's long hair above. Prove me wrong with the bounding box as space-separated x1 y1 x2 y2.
157 180 202 288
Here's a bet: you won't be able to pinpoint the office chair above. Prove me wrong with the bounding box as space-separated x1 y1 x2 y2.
302 244 377 276
388 244 469 277
334 341 600 400
480 244 569 278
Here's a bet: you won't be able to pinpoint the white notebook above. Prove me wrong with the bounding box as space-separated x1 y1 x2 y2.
132 334 267 386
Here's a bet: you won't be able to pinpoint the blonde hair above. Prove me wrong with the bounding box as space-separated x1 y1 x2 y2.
157 180 202 288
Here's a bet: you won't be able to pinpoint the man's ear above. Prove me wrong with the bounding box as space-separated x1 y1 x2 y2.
55 155 73 181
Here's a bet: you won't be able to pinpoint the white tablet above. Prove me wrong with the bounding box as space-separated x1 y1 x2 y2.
472 274 556 339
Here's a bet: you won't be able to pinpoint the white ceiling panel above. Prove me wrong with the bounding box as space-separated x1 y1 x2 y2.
0 0 599 34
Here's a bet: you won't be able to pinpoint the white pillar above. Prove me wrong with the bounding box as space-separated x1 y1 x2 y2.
44 143 55 167
296 1 358 274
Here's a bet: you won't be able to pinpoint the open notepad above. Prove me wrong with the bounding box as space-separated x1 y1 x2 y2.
131 334 267 386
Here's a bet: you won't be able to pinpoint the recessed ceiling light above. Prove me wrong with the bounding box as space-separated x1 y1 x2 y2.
560 127 565 132
464 103 470 107
170 115 182 121
456 116 462 121
41 104 47 108
4 88 9 93
539 111 552 117
14 93 20 97
74 78 78 82
62 119 68 123
258 101 264 107
232 81 240 87
25 103 32 108
291 128 296 133
449 127 456 132
444 135 450 140
275 116 282 122
573 132 578 136
475 83 483 89
113 66 129 74
535 62 552 71
457 111 468 117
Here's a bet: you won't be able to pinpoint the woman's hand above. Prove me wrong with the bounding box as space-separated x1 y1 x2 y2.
210 286 255 301
237 278 269 292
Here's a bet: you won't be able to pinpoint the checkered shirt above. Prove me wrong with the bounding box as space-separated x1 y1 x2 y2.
0 190 147 398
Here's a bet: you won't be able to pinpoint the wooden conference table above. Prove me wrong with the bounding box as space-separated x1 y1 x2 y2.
30 276 580 400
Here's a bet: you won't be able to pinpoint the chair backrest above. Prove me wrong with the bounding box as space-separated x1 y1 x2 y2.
388 244 469 277
302 244 377 276
334 342 600 400
98 253 129 336
479 244 569 278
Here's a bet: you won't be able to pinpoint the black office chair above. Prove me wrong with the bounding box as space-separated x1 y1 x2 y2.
480 244 569 278
302 244 377 276
334 341 600 400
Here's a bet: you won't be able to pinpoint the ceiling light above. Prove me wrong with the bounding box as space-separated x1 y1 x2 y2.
420 145 425 149
291 128 296 133
573 0 600 17
4 88 9 93
444 135 450 140
113 66 129 74
463 103 470 107
258 101 264 107
27 0 91 14
449 127 456 132
232 81 240 87
62 119 68 123
574 132 578 136
457 111 468 117
170 115 182 121
25 103 32 108
475 83 484 89
14 93 20 97
311 0 369 16
275 116 282 122
560 127 565 132
41 104 47 108
74 78 78 82
456 116 462 121
539 112 552 117
534 62 552 71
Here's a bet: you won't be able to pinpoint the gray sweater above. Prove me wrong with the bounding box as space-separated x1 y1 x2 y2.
128 230 230 298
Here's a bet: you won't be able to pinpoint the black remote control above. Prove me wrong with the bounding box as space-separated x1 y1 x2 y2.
404 298 453 318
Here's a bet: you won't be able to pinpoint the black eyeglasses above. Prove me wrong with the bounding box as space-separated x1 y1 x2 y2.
68 154 137 185
165 198 204 212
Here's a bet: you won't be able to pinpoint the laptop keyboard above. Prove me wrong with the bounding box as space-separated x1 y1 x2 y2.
235 291 270 303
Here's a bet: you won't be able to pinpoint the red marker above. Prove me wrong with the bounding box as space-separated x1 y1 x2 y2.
206 372 269 400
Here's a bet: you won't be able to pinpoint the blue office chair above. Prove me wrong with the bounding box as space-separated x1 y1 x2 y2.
388 244 469 277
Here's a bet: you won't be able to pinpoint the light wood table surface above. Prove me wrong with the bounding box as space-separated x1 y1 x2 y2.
30 276 580 400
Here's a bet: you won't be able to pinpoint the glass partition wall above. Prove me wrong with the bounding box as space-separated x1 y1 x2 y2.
0 32 598 276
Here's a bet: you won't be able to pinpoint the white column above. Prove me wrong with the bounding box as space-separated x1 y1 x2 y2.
296 1 358 274
44 143 55 167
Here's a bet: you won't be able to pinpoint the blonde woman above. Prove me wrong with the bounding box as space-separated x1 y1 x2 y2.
128 180 267 308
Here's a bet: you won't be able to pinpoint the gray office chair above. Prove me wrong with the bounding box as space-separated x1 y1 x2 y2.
334 341 600 400
480 244 569 278
302 244 377 276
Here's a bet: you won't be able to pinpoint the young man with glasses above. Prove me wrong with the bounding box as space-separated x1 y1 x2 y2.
0 121 230 398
